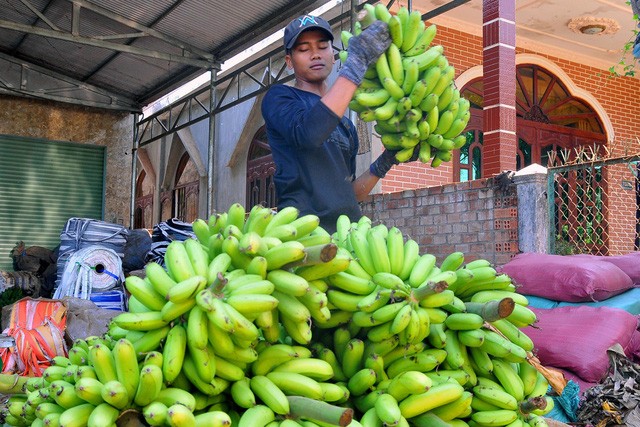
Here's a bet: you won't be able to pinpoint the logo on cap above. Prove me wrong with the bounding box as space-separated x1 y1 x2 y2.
297 15 319 28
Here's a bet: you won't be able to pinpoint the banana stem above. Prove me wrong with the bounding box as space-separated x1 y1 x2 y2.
211 272 227 294
519 396 548 414
465 298 515 321
413 280 448 301
287 396 353 426
283 244 337 268
0 374 28 395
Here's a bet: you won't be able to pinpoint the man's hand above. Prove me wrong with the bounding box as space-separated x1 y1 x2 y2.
339 21 392 85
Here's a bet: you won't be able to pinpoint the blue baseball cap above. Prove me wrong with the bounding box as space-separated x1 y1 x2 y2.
284 15 334 50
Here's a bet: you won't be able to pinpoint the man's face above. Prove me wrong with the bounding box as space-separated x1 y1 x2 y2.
285 29 335 84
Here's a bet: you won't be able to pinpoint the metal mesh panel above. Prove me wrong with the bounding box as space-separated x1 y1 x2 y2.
548 148 640 255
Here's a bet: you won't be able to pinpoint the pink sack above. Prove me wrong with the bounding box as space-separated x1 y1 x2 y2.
499 252 633 302
572 253 640 286
523 306 640 383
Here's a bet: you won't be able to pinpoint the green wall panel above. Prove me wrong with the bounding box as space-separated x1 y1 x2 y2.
0 135 105 271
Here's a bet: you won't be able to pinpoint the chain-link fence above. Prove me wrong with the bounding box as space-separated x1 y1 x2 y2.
547 148 640 255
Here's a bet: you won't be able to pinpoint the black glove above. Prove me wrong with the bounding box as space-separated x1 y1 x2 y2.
339 21 391 85
370 146 420 178
370 149 399 178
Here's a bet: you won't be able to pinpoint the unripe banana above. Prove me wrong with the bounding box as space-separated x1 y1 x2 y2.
134 364 164 407
194 411 232 427
445 312 485 330
388 14 403 48
100 380 129 410
237 404 276 427
405 24 438 56
112 338 138 402
88 343 117 384
112 310 168 331
87 402 120 427
374 3 392 22
408 253 437 288
406 45 444 71
230 377 256 409
124 276 167 311
160 324 186 384
398 381 464 419
471 409 518 426
165 240 196 282
167 403 196 427
184 237 209 277
429 390 473 422
267 269 310 297
492 358 526 401
156 388 197 412
401 10 423 53
387 370 432 401
265 371 323 400
375 393 402 427
250 375 290 415
166 275 207 304
347 368 377 396
57 403 95 427
387 44 405 87
143 401 169 426
74 377 104 406
272 357 334 382
264 241 306 270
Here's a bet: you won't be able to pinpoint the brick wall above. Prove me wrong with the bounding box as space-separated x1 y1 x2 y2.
361 177 519 267
377 24 640 255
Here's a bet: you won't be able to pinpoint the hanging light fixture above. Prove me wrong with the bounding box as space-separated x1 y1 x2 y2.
567 17 620 35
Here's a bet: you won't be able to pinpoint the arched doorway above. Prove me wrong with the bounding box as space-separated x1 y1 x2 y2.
246 126 277 209
457 64 607 179
458 64 610 253
173 153 199 223
134 170 154 229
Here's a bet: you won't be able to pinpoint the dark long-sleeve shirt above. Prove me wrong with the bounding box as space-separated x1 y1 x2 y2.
261 85 362 233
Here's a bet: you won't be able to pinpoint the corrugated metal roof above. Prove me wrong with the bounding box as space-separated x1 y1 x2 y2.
0 0 330 111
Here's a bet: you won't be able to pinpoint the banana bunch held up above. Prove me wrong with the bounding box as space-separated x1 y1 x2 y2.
0 202 555 427
342 4 470 167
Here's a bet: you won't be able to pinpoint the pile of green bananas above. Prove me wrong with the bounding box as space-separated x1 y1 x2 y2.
342 4 470 167
0 202 554 427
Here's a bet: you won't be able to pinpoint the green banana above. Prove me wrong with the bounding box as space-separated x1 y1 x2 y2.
134 365 163 407
112 338 139 402
250 375 290 415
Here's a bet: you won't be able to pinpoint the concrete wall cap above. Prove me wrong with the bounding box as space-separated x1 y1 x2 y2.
514 163 547 176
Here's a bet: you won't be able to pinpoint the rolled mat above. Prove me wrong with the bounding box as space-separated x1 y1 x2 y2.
53 246 123 300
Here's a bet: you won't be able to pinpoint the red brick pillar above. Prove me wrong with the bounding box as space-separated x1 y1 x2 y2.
482 0 517 175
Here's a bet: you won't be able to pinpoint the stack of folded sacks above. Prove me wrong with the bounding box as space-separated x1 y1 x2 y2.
499 252 640 392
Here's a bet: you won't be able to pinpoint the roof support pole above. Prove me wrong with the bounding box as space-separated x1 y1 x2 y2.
207 67 220 218
129 113 140 228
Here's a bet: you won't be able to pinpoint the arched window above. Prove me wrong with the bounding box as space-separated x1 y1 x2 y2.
246 126 277 209
174 153 199 223
457 64 606 180
134 170 153 229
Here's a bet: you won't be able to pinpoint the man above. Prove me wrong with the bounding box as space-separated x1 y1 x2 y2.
261 14 413 233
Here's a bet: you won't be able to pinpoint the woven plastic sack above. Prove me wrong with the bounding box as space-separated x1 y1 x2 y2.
572 253 640 286
523 306 640 383
145 219 195 267
499 252 633 302
0 298 67 376
54 246 123 301
56 218 128 289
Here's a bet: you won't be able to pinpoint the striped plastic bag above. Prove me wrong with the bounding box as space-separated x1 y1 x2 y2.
0 298 67 376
